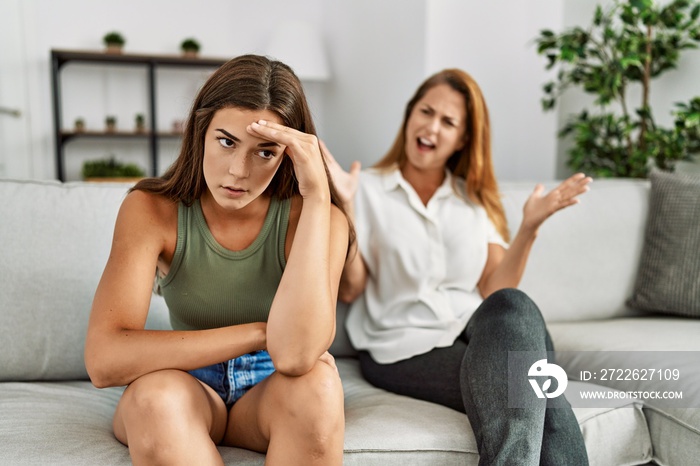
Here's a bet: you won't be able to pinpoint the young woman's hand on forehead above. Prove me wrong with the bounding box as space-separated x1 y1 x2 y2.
247 119 330 202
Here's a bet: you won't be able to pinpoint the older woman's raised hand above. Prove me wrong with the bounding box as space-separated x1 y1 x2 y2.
320 140 361 209
521 173 592 233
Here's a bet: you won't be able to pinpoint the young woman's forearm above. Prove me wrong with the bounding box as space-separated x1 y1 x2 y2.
84 322 266 388
266 197 340 375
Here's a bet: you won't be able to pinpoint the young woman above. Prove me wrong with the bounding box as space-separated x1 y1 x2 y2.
325 68 592 465
84 54 350 466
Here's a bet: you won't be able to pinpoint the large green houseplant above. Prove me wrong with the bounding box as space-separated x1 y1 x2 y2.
536 0 700 177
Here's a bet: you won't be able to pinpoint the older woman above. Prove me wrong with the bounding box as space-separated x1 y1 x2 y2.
325 68 591 465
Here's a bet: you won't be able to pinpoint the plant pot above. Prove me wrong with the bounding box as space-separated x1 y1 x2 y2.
105 44 123 54
182 49 198 58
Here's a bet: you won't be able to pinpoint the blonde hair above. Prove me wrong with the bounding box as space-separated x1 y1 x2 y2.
374 69 510 242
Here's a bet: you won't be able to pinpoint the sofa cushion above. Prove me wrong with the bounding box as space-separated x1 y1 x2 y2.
549 317 700 466
0 180 171 382
339 357 478 464
0 359 653 466
0 381 131 465
644 406 700 466
337 359 651 466
626 169 700 317
0 381 264 466
566 383 652 466
499 179 650 322
548 317 700 411
548 316 700 353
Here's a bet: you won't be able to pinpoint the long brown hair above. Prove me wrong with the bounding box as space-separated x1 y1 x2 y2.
133 54 354 243
374 69 510 242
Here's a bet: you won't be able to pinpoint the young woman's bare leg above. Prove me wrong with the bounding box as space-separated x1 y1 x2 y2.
224 358 345 466
113 369 228 466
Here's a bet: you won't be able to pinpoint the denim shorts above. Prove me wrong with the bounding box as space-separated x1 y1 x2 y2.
188 350 275 409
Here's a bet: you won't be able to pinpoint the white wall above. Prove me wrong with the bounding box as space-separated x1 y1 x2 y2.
0 0 34 178
321 0 427 171
425 0 564 181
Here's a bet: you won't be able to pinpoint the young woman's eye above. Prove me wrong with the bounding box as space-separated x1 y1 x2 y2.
420 108 431 115
217 137 234 148
256 150 276 160
444 119 456 127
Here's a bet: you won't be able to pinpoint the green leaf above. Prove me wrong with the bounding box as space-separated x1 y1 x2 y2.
631 0 653 12
620 56 643 68
561 47 576 61
594 5 604 25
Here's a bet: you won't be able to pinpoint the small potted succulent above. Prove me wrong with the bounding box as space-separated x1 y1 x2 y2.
135 113 146 133
82 156 145 182
74 117 85 133
105 115 117 132
103 31 125 54
180 38 200 58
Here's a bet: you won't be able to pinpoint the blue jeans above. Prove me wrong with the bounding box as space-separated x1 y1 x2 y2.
358 288 589 466
188 350 275 409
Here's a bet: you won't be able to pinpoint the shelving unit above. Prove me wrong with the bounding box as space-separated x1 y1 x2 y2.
50 49 228 181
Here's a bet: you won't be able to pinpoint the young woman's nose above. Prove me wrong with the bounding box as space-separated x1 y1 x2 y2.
228 153 249 178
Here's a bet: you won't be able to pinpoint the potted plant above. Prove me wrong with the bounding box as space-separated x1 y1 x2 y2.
105 115 117 132
535 0 700 177
74 117 85 133
135 113 146 133
82 156 145 182
180 38 200 58
103 31 125 54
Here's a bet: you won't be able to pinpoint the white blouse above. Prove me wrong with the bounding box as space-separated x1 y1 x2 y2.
345 168 508 364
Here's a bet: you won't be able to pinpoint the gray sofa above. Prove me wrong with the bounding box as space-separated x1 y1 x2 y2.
1 178 698 465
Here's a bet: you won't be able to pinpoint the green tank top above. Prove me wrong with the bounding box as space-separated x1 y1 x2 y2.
158 196 291 330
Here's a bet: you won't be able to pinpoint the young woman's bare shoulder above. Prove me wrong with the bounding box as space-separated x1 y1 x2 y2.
116 190 178 239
